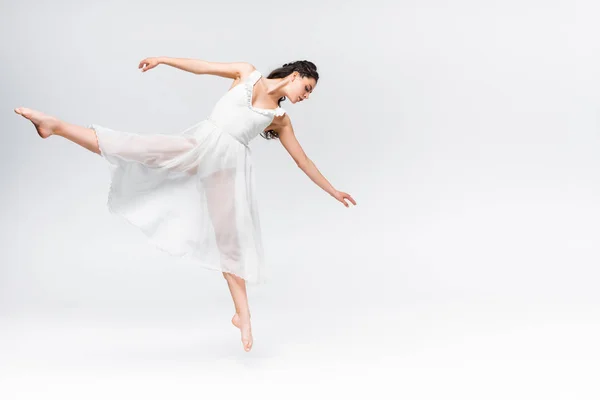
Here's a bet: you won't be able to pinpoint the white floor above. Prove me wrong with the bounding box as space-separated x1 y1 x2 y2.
1 300 598 399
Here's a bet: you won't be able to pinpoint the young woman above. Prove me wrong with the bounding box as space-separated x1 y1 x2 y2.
14 58 357 352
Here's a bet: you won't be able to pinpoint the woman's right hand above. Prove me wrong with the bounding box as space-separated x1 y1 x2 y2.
138 57 161 72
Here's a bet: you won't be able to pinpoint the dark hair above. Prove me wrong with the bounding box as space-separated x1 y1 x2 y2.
261 60 319 140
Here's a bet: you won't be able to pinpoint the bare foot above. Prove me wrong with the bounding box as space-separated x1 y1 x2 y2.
231 311 251 328
231 313 253 352
14 107 61 138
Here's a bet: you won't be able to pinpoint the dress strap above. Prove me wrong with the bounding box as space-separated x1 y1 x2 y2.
245 69 261 86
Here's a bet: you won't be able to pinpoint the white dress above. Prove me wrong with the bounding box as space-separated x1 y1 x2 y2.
88 69 285 285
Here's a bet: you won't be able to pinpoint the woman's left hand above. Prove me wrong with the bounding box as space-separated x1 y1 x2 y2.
332 190 357 208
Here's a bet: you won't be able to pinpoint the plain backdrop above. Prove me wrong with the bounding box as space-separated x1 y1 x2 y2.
1 0 599 398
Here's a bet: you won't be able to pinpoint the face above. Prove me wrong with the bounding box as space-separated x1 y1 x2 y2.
288 72 316 104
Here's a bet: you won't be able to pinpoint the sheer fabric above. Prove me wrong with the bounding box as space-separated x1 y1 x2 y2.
89 70 285 284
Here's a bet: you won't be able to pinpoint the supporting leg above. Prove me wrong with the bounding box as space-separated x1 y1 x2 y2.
203 168 253 352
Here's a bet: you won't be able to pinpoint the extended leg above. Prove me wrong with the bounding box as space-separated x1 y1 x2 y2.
14 107 199 172
14 107 100 154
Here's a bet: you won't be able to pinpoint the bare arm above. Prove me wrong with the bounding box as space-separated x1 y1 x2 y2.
277 115 337 196
300 159 338 196
156 57 254 79
277 116 357 207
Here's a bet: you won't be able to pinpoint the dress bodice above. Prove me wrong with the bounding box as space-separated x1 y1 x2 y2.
207 70 286 147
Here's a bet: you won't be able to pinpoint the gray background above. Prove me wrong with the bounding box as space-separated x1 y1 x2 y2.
1 0 599 398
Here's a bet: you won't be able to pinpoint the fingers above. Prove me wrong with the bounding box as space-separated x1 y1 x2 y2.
338 196 349 207
138 59 154 72
342 192 356 205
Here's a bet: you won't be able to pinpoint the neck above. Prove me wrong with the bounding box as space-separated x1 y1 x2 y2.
264 76 291 102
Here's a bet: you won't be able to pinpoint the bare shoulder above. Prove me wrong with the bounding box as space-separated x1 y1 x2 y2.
201 61 256 80
265 111 291 133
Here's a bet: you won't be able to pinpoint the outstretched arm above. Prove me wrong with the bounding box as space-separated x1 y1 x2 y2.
139 57 254 79
277 116 357 208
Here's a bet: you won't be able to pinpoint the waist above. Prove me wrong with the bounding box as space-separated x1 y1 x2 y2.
205 117 249 149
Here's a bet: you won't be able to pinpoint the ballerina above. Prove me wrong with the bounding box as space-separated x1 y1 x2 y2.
14 57 357 352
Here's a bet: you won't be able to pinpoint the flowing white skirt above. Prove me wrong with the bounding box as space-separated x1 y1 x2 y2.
88 119 268 285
